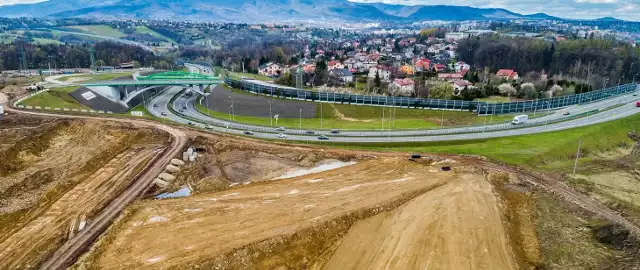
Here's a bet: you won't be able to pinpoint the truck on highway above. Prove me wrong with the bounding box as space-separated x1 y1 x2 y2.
511 115 529 125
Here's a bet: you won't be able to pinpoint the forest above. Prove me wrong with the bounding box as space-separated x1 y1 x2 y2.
456 37 640 87
0 41 172 70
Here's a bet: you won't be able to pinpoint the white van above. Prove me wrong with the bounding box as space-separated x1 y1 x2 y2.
511 115 529 125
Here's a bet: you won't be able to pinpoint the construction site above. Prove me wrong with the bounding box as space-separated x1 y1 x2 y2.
1 110 640 269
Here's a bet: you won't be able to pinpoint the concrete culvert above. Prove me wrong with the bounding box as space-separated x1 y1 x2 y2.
165 165 180 173
171 159 185 166
411 154 422 159
158 173 176 182
441 166 452 171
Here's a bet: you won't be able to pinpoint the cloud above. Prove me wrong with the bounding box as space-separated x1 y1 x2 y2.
350 0 640 21
0 0 48 6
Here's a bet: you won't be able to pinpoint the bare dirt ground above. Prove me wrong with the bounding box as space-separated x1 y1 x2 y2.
155 135 364 195
323 173 517 270
0 116 170 269
75 155 532 269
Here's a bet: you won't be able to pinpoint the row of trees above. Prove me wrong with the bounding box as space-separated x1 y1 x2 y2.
0 41 172 71
457 37 640 88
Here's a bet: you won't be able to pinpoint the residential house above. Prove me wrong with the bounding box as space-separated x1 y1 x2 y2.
368 65 392 82
400 65 415 76
389 78 415 96
452 80 475 96
496 69 519 80
438 73 464 81
453 61 470 72
329 68 354 85
344 58 357 70
445 32 467 42
414 58 431 72
327 60 345 70
427 44 444 54
433 63 447 72
258 62 283 77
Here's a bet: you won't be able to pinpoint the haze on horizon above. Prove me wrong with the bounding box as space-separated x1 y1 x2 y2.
0 0 638 21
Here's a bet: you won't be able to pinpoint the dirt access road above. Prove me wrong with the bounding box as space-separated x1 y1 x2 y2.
4 107 188 269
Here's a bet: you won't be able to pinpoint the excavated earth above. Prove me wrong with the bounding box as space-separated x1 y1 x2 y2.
0 115 170 269
73 134 542 270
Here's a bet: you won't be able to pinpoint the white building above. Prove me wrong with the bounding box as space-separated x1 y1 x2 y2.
389 78 415 96
368 66 391 82
258 62 283 77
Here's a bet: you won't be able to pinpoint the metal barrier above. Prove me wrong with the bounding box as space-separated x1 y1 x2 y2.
225 77 638 115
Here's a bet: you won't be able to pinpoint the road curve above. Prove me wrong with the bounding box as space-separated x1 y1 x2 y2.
176 63 640 141
149 86 640 143
4 106 187 270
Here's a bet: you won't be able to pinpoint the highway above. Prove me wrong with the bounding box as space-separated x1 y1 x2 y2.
146 85 640 143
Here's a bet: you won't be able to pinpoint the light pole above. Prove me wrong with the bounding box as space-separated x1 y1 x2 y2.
269 100 273 127
229 96 235 120
299 109 302 130
482 106 488 132
320 103 323 129
441 109 445 127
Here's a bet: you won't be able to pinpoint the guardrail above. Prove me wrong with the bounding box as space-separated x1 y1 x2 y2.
225 77 638 115
172 93 619 138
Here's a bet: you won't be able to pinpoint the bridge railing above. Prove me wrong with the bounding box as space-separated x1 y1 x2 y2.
224 77 638 115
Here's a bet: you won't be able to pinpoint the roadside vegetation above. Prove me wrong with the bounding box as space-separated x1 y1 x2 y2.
194 95 519 130
57 72 133 82
19 86 88 110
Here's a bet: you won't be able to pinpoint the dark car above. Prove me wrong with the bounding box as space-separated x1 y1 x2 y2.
153 104 159 108
331 129 340 134
187 122 195 126
305 130 315 135
243 130 254 135
318 135 329 140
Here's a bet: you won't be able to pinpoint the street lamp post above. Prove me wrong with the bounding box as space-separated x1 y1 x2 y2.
229 96 235 120
299 109 302 130
269 100 273 127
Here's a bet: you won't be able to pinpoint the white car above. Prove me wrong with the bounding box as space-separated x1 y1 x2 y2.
205 125 213 129
277 133 287 139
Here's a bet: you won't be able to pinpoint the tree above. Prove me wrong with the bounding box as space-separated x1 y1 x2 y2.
519 83 537 99
498 83 517 97
429 83 453 99
549 85 563 97
374 71 381 88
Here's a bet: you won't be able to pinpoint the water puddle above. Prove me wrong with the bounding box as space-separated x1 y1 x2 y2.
155 186 192 199
274 160 357 180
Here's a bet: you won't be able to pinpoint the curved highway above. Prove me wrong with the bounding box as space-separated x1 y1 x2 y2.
146 83 640 142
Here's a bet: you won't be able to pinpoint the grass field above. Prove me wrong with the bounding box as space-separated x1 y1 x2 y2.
475 96 512 103
67 25 125 38
134 26 176 44
58 72 133 82
19 86 88 110
317 112 640 171
195 95 520 130
226 71 273 82
33 38 62 45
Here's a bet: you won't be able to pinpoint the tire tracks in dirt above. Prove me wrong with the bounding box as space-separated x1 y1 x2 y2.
4 106 187 270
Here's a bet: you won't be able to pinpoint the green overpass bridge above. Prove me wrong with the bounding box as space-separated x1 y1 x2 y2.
79 71 222 106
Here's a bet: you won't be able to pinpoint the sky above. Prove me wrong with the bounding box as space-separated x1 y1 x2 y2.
0 0 638 21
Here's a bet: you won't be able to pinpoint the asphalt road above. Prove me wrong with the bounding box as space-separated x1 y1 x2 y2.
147 85 640 143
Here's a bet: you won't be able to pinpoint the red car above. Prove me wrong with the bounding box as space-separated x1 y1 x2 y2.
637 102 640 108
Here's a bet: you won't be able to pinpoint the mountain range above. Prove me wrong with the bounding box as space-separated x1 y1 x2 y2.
0 0 620 22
